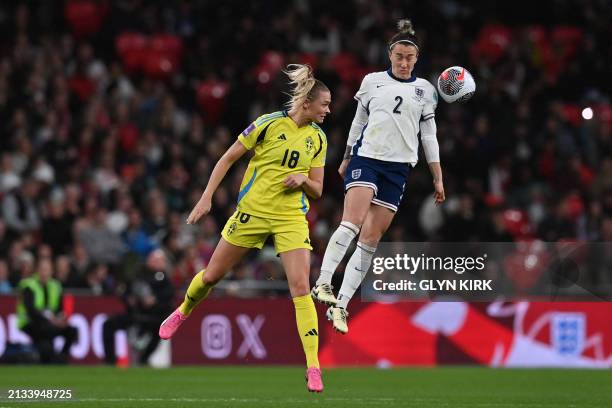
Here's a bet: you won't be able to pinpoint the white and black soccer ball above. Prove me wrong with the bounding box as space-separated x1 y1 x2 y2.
437 66 475 103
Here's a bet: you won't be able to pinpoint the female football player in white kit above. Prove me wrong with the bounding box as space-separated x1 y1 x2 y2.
311 19 445 333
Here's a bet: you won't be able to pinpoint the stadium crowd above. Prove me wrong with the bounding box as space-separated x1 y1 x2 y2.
0 0 610 297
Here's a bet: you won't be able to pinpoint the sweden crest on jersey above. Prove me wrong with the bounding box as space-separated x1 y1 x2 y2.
305 136 314 155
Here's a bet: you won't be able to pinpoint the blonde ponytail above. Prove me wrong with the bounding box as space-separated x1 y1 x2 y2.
284 64 328 110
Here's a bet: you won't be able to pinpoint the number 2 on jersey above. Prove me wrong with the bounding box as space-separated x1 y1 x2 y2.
393 96 403 114
281 149 300 168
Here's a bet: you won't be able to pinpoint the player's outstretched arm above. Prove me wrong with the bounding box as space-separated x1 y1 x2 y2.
283 167 324 199
187 141 248 224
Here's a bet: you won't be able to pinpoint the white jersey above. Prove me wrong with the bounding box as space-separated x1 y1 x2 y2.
351 70 438 164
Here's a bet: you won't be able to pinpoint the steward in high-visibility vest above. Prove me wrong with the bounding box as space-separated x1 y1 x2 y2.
16 258 77 364
16 276 62 329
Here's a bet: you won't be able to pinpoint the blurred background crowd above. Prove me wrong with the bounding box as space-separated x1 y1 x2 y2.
0 0 610 298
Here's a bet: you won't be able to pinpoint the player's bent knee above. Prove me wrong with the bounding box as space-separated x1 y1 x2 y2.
289 281 310 297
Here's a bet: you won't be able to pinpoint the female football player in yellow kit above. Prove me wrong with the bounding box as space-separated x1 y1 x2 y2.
159 64 330 392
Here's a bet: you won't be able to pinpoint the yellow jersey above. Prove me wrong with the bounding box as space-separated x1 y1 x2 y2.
236 111 327 221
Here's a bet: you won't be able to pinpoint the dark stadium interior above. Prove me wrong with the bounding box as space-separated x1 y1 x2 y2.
0 0 610 297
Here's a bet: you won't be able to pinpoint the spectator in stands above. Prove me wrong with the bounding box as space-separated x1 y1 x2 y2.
70 243 91 279
15 257 78 363
122 208 158 257
1 178 41 240
54 254 81 289
85 263 113 295
0 153 21 193
14 250 35 284
76 200 125 264
41 192 75 256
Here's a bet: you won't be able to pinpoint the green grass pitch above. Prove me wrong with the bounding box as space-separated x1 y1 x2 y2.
0 366 610 407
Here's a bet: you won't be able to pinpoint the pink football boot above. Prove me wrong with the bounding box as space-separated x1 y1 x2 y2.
306 367 324 393
159 308 187 340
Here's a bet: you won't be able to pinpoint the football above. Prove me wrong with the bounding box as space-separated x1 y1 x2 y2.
437 66 476 103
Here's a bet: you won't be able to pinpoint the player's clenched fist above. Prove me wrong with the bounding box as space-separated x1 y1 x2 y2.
186 195 212 224
284 173 307 189
433 180 445 204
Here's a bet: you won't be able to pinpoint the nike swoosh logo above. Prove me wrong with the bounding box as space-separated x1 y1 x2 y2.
376 85 385 88
457 68 465 81
335 241 347 247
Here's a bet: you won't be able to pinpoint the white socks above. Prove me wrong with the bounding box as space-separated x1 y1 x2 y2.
316 221 359 285
337 242 377 309
317 222 376 311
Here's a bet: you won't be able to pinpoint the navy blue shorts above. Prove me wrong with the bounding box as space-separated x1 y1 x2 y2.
344 155 411 212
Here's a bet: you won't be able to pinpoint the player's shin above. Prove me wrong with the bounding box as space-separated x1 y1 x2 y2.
337 242 376 309
293 294 319 368
178 270 214 316
317 221 359 285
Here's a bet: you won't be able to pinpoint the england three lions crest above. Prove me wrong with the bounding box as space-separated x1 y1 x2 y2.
413 87 424 102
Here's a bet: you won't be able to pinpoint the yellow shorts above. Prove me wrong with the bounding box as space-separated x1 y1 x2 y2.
221 210 312 254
